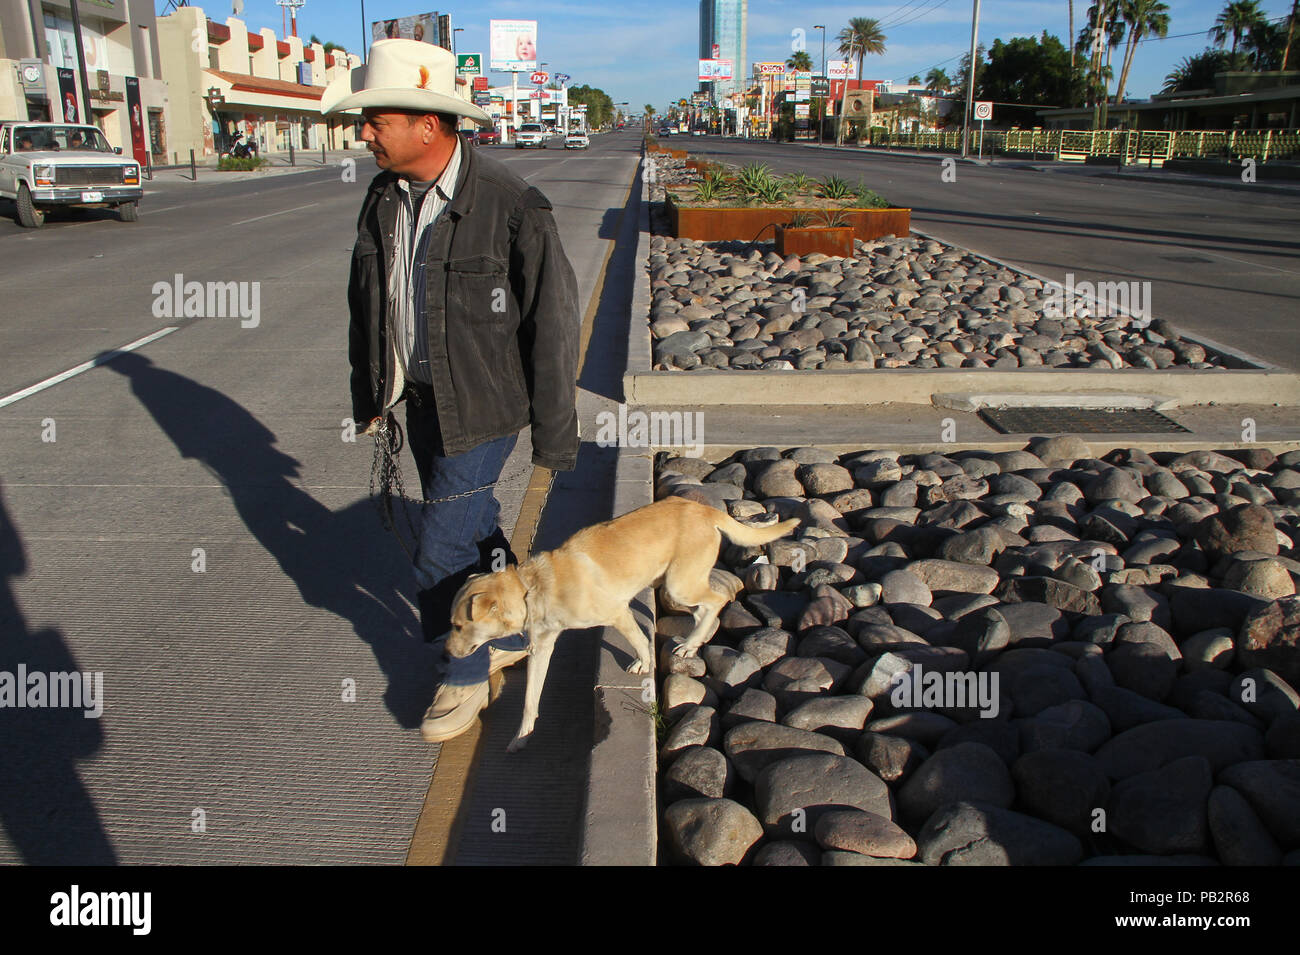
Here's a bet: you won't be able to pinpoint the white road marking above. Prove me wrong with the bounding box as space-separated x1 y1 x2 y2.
0 326 179 409
231 202 319 225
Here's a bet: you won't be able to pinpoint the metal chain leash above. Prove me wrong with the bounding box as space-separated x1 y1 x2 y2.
368 412 536 559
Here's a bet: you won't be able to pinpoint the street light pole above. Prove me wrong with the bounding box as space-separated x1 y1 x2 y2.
67 0 93 124
961 0 981 159
360 0 367 63
452 27 462 56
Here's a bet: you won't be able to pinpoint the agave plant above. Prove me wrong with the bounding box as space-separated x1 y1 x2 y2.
851 184 890 208
752 177 793 204
815 208 852 228
784 171 813 193
787 211 816 228
693 176 728 202
734 163 776 196
817 175 853 199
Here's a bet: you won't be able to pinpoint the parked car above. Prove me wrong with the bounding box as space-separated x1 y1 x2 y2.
459 128 480 146
514 123 548 148
564 130 590 150
478 127 502 145
0 122 142 227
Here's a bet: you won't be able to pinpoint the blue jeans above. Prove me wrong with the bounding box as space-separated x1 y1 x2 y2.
406 395 529 687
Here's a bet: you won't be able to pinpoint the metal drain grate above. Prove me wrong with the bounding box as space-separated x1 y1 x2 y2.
978 406 1191 434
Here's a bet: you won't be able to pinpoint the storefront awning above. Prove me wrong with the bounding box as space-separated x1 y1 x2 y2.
204 69 325 110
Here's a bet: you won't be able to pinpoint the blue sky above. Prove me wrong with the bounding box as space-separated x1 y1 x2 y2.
216 0 1297 110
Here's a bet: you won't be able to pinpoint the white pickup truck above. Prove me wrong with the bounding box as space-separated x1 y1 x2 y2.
0 122 143 227
514 122 549 149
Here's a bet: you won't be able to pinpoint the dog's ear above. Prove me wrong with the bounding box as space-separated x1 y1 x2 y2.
467 592 497 621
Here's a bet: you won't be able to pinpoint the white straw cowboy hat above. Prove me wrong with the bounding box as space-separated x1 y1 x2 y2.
320 39 492 125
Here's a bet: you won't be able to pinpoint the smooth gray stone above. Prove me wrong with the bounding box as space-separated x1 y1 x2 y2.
1094 719 1265 780
917 801 1084 866
754 753 892 838
1109 755 1214 855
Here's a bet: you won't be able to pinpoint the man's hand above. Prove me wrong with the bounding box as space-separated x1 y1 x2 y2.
362 416 384 437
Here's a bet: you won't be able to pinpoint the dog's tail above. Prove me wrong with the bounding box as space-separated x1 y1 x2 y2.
712 511 800 548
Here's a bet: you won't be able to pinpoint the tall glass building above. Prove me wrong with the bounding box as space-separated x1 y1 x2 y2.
698 0 747 103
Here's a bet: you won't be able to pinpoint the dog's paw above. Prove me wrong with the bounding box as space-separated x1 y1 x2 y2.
506 733 531 753
671 642 700 658
627 659 650 675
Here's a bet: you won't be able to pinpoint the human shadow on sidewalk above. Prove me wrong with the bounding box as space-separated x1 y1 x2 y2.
0 481 117 864
100 351 435 728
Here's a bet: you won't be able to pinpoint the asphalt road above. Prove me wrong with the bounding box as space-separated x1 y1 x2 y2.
0 130 642 864
681 137 1300 372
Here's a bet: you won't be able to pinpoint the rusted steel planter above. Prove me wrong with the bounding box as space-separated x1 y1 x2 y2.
776 224 855 258
666 200 911 243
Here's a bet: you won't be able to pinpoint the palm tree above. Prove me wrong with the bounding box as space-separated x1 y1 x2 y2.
1210 0 1267 55
835 17 887 145
925 67 951 93
786 50 813 72
1070 0 1076 66
1113 0 1171 104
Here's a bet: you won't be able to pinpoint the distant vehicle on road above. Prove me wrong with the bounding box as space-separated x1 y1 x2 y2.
478 127 502 145
515 122 548 149
0 121 142 227
564 130 589 149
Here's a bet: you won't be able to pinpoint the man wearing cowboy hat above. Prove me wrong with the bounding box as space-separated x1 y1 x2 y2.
322 40 579 743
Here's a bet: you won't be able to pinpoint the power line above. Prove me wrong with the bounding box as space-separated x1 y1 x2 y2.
885 0 955 31
873 0 934 29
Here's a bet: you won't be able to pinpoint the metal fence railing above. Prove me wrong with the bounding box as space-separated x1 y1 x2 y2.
851 127 1300 162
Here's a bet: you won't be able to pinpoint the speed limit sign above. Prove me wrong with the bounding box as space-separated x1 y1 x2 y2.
973 101 993 121
531 71 549 85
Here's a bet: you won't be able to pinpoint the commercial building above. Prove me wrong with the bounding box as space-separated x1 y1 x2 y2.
0 0 168 164
155 4 363 161
698 0 745 103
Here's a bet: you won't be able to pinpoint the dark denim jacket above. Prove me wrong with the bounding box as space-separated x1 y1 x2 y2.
347 142 579 471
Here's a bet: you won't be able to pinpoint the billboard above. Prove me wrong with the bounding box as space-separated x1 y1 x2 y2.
457 53 483 76
372 12 441 46
490 19 538 72
827 59 859 79
697 59 733 81
753 62 785 75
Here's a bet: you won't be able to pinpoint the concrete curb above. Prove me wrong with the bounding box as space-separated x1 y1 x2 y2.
579 152 658 866
625 367 1300 406
578 446 657 866
679 438 1300 458
621 211 1300 408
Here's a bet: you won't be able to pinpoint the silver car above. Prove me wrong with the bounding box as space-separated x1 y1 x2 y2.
0 122 143 227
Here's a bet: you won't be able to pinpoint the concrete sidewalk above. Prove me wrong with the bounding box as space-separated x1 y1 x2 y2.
143 148 370 186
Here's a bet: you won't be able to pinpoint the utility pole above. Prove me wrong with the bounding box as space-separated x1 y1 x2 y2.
815 24 825 145
960 0 980 158
67 0 92 124
360 0 367 63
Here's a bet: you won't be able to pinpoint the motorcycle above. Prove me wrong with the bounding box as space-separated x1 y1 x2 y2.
229 132 259 159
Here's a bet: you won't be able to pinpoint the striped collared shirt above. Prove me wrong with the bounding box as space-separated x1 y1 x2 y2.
388 137 462 386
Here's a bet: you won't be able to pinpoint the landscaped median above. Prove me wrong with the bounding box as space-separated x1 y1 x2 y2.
629 149 1300 410
652 438 1300 865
